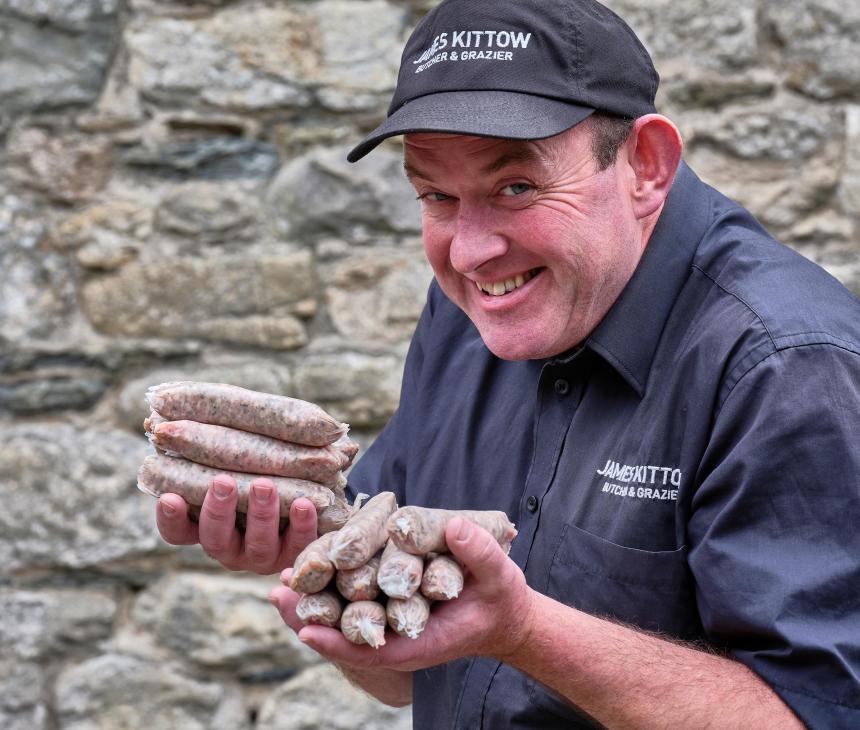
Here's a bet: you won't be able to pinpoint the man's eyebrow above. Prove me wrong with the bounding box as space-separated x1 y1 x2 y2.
480 146 542 175
403 160 431 182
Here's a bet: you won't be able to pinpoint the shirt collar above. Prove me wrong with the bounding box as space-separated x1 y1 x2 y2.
584 162 713 396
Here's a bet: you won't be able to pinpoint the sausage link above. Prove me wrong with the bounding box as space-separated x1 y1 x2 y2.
290 531 338 594
420 554 464 601
340 600 387 648
387 506 517 555
329 491 398 570
335 552 382 601
146 381 348 447
137 454 335 516
150 419 346 485
295 590 342 628
377 539 424 599
386 593 431 640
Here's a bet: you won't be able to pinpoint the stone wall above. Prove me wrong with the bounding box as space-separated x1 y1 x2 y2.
1 1 858 728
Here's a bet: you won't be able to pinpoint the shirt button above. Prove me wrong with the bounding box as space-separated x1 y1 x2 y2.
554 378 570 396
526 495 539 513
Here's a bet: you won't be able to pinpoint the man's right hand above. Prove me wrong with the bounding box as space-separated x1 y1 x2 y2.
155 474 319 574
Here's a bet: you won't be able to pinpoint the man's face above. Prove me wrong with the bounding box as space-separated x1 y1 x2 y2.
404 124 647 360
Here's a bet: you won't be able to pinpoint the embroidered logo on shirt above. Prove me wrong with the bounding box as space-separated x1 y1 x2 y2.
595 459 681 501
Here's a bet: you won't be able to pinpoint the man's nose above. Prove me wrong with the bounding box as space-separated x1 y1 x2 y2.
448 206 509 274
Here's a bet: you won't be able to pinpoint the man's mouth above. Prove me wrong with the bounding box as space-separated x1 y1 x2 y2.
474 268 543 297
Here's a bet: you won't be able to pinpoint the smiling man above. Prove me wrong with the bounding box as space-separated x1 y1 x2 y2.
157 0 860 727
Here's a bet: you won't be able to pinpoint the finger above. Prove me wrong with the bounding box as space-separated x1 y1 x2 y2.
269 585 304 633
242 478 282 570
199 474 242 566
155 493 199 545
445 516 510 585
277 497 319 568
297 624 388 667
280 567 293 586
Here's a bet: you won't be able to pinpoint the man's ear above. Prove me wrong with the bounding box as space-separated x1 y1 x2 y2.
625 114 683 220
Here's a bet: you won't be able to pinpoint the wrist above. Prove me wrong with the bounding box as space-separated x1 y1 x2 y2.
491 585 541 665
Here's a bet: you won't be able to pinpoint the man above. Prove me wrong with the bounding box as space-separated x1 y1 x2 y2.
156 0 860 727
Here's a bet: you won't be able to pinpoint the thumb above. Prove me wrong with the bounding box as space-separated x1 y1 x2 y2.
446 516 510 584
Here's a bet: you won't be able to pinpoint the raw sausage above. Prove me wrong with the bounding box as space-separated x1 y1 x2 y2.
335 553 381 602
377 539 424 599
290 531 338 594
329 491 397 570
340 600 386 648
146 381 348 447
149 419 346 484
386 593 431 640
295 590 342 628
387 506 517 555
420 553 464 601
137 454 335 517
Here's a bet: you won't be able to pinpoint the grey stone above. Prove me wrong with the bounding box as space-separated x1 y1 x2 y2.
0 2 119 116
6 127 113 203
81 250 316 346
117 359 293 433
322 245 433 346
126 17 311 111
684 103 837 162
604 0 759 71
0 424 157 571
201 0 405 110
132 572 317 672
662 66 778 109
266 145 421 242
0 192 47 250
155 181 261 241
293 351 404 429
0 659 47 730
0 246 78 345
55 654 250 730
0 374 109 414
256 662 412 730
0 589 117 661
123 138 280 180
839 105 860 220
763 0 860 100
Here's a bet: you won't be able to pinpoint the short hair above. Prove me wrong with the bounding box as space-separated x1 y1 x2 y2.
588 113 635 170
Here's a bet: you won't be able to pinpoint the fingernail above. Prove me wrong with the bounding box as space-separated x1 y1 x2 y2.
212 479 232 499
455 517 472 542
160 499 176 516
253 483 273 503
296 505 311 518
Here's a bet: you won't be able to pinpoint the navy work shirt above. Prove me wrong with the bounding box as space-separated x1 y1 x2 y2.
347 163 860 729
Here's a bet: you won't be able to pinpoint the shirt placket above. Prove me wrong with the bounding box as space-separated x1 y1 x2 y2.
453 356 586 730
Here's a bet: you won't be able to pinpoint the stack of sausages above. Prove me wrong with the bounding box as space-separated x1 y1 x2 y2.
136 380 518 647
137 381 359 532
290 493 517 647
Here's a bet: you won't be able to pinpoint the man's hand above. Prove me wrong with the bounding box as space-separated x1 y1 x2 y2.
156 474 319 574
268 516 536 671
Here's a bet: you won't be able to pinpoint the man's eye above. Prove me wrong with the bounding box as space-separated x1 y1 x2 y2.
500 183 532 197
418 192 451 202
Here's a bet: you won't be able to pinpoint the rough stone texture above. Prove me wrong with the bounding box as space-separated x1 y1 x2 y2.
0 589 118 660
0 424 157 571
256 663 412 730
323 245 433 346
294 351 404 429
55 654 250 730
81 250 316 346
0 2 857 728
266 145 422 241
132 573 317 672
762 0 860 101
6 127 113 203
0 659 47 730
0 0 119 116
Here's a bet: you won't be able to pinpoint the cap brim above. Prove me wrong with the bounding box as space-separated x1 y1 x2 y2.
347 90 595 162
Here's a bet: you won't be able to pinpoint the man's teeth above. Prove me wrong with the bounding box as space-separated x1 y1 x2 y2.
476 270 536 296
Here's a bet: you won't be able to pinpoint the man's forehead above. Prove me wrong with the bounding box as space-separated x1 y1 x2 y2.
403 133 561 180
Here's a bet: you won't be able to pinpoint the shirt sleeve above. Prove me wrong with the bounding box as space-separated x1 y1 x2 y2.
688 342 860 728
345 281 438 506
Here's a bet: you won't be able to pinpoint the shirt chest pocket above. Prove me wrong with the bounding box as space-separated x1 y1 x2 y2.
546 523 703 640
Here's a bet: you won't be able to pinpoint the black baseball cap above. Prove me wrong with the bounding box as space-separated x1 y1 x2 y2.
347 0 659 162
